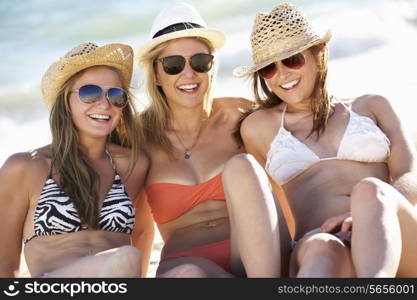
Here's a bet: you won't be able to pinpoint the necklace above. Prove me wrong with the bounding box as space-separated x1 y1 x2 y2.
172 121 205 159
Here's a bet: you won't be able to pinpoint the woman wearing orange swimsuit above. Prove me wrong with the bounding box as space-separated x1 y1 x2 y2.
236 3 417 277
0 42 153 277
135 2 290 277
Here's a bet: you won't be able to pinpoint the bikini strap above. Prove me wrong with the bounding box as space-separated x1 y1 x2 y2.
104 148 118 172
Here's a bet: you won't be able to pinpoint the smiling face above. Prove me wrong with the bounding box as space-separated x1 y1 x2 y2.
155 37 212 109
264 48 319 108
68 66 124 139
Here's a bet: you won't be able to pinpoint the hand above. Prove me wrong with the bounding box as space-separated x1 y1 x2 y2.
320 212 352 243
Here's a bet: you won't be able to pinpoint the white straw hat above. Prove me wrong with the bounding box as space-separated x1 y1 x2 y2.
41 42 133 110
136 2 225 61
233 2 331 78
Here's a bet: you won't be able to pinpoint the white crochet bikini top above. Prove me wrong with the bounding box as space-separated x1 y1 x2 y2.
266 103 391 185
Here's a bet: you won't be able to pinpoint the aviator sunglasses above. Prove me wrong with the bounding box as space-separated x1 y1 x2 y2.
156 53 214 75
259 52 306 79
72 84 128 108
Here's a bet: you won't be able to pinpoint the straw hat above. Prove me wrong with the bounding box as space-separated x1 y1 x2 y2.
233 2 331 78
41 42 133 110
136 2 225 61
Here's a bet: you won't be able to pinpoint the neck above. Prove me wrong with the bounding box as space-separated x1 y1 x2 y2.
285 98 312 113
78 136 108 160
170 106 207 132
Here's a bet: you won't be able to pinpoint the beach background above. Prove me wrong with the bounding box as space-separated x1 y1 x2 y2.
1 0 417 277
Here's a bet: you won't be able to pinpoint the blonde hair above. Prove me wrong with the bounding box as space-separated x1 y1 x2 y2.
49 66 140 229
138 37 215 157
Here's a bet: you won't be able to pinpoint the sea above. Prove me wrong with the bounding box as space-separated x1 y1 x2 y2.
1 0 417 166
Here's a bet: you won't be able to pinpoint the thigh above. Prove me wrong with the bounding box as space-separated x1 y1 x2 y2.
230 235 245 277
395 196 417 276
156 257 234 278
373 181 417 277
289 232 353 277
41 246 139 277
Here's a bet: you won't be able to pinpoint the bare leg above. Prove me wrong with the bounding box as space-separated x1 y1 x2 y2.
156 257 234 278
291 233 355 277
351 177 417 277
222 154 280 277
41 245 141 278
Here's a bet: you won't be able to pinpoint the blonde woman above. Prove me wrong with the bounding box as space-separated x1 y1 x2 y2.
135 2 290 277
236 3 417 277
0 42 153 277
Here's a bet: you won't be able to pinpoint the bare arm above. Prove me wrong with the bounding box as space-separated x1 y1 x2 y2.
0 154 31 277
369 95 417 205
131 191 155 277
122 150 155 277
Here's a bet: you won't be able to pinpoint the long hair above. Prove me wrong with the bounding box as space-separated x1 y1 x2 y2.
138 37 215 157
49 66 140 229
234 44 331 145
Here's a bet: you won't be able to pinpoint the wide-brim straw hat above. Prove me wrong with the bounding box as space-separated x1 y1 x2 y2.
41 42 133 110
233 2 331 78
136 2 225 62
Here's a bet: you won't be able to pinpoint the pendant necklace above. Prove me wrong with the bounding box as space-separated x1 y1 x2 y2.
173 120 204 159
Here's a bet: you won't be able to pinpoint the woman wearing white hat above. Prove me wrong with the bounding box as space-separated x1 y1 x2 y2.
0 42 153 277
136 2 289 277
237 2 417 277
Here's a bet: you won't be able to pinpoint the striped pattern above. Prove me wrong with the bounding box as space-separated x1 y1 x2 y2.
33 173 135 236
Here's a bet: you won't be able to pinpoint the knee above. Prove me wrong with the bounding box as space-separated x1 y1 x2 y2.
117 245 142 267
223 153 255 175
157 264 208 278
297 233 347 262
351 177 390 210
222 153 265 183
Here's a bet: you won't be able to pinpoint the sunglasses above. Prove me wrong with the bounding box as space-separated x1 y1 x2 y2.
259 52 306 79
72 84 128 108
156 53 214 75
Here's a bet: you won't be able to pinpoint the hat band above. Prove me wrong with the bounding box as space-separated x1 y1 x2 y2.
152 22 203 38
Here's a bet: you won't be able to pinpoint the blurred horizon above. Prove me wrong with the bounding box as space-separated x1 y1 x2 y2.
1 0 417 165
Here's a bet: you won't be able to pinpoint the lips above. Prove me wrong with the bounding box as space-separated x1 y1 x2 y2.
280 79 300 90
89 113 110 121
177 83 199 93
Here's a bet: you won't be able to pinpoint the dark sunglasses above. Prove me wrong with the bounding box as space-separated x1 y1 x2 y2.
156 53 214 75
259 52 306 79
72 84 128 108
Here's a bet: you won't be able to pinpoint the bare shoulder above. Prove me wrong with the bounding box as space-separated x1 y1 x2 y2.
241 107 278 134
213 97 253 110
0 146 51 195
107 144 149 179
350 94 395 121
213 97 254 118
1 146 50 176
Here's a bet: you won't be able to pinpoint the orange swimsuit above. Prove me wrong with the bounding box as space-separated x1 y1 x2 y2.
146 173 226 224
146 173 231 273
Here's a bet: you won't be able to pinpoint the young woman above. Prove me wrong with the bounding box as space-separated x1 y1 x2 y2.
0 42 153 277
135 2 290 277
236 3 417 277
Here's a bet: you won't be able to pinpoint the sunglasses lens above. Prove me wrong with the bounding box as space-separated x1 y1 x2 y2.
190 53 214 73
108 88 128 108
282 53 305 69
259 63 277 79
78 84 102 104
161 56 186 75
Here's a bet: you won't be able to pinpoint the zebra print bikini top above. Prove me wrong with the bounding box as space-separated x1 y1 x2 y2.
24 149 135 244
